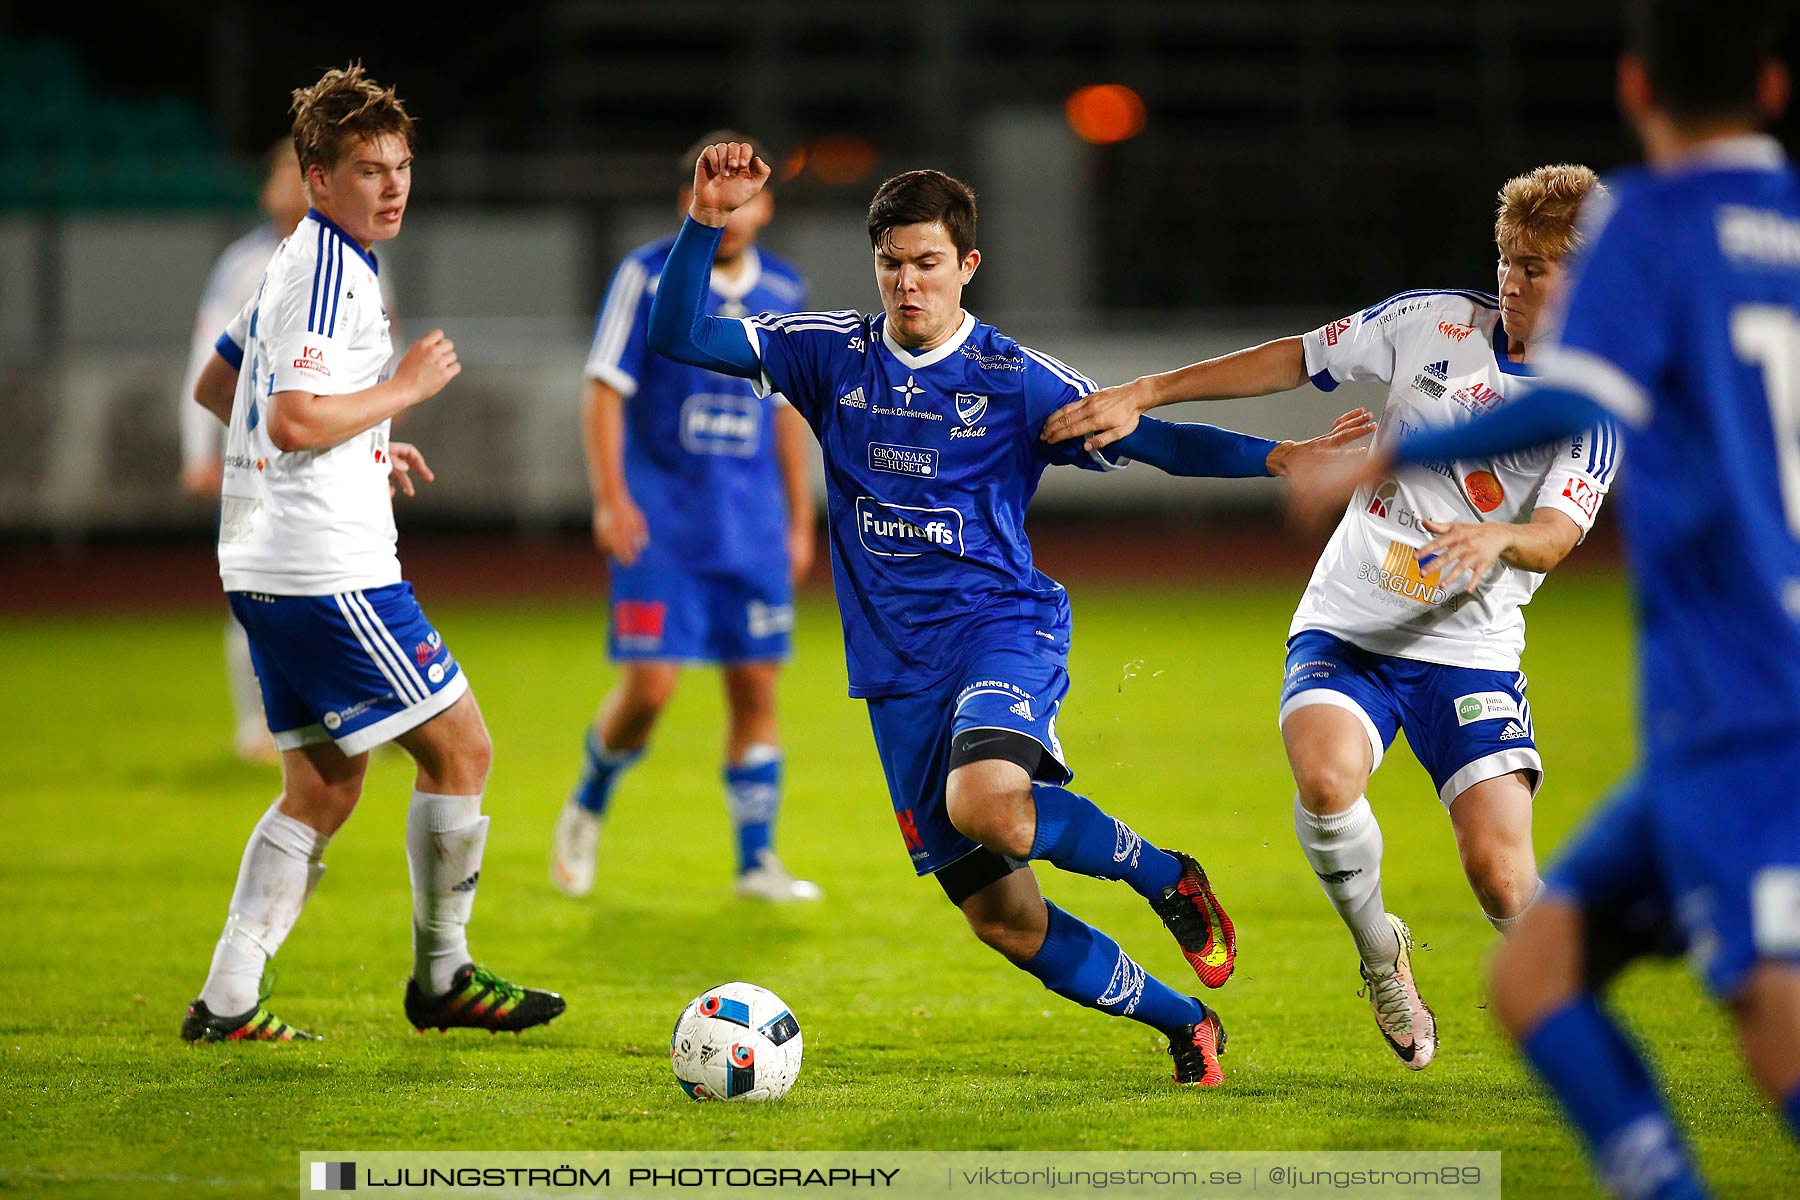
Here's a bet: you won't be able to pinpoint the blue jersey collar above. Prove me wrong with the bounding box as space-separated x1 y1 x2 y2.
879 310 976 370
305 208 380 274
1492 322 1533 377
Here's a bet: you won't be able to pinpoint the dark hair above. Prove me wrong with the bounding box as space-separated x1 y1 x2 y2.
290 63 415 173
680 129 769 188
867 170 978 260
1628 0 1783 120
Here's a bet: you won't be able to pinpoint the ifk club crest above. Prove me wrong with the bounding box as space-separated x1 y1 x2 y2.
954 392 988 427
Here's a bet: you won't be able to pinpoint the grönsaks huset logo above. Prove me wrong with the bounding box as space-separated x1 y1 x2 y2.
868 442 939 478
854 497 964 558
310 1161 356 1191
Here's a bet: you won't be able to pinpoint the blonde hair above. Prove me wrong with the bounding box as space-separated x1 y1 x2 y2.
1495 164 1604 260
289 63 415 175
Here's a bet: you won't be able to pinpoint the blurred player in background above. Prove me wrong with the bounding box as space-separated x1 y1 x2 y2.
178 140 308 763
1295 1 1800 1193
1045 166 1612 1072
179 64 563 1042
550 131 820 903
649 143 1378 1088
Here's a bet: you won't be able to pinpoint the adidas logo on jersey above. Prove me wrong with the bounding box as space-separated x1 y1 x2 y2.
1009 697 1034 721
1499 721 1529 742
1423 359 1449 381
839 387 868 409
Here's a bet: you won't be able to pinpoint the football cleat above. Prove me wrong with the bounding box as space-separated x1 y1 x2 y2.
1168 1007 1228 1087
549 799 601 897
1150 850 1237 988
734 850 823 902
1358 913 1437 1070
405 963 566 1033
180 998 316 1043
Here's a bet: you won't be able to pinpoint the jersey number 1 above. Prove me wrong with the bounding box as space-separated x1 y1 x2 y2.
1731 304 1800 538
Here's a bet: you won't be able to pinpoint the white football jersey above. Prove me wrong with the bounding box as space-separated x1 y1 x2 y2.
215 209 399 595
1291 290 1618 670
181 224 281 471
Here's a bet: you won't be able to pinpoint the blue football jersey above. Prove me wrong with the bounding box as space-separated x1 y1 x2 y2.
585 241 808 573
1538 135 1800 759
738 308 1117 697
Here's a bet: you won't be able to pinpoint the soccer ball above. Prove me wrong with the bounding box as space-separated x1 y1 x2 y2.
670 982 802 1102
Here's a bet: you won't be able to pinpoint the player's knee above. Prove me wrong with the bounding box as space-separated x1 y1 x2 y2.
621 668 679 716
945 781 1034 859
1290 752 1366 814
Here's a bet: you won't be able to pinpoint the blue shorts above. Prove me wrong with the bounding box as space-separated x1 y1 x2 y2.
1548 742 1800 997
227 582 468 757
1278 629 1543 807
608 549 792 664
865 643 1072 877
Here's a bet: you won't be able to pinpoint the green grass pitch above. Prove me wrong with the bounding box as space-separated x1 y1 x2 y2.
0 573 1789 1197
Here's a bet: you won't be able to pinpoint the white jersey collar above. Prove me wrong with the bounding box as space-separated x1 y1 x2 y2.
880 310 976 371
1660 132 1787 175
711 246 762 301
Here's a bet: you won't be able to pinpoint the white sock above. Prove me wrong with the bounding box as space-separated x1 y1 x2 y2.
224 616 266 731
199 803 329 1016
1293 795 1400 967
406 789 487 996
1486 877 1545 935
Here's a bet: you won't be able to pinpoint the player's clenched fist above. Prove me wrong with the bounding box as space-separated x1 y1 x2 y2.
689 142 771 227
394 329 461 404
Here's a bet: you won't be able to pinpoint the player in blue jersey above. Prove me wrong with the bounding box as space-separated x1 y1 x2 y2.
550 132 821 903
646 142 1377 1087
1296 2 1800 1193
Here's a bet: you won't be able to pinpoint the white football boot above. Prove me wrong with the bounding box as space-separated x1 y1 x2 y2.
734 850 823 902
549 799 601 897
1358 913 1437 1070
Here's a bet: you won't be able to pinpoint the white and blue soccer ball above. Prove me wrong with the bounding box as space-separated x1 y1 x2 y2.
670 982 802 1102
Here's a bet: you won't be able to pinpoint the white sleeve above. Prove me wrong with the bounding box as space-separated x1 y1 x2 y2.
1301 300 1400 390
259 260 358 395
583 258 650 397
1532 422 1621 537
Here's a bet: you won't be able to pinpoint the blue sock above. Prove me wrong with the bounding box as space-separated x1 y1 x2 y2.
1784 1081 1800 1142
1520 996 1707 1200
1021 900 1206 1035
571 729 642 816
1029 784 1183 899
725 747 781 875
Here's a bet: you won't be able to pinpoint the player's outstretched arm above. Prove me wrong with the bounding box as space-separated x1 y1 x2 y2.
1041 336 1309 451
1109 407 1374 479
646 144 772 380
264 330 459 453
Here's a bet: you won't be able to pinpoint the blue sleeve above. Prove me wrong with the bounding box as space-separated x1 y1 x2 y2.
1109 417 1277 477
214 331 244 371
1391 386 1609 465
645 217 762 379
